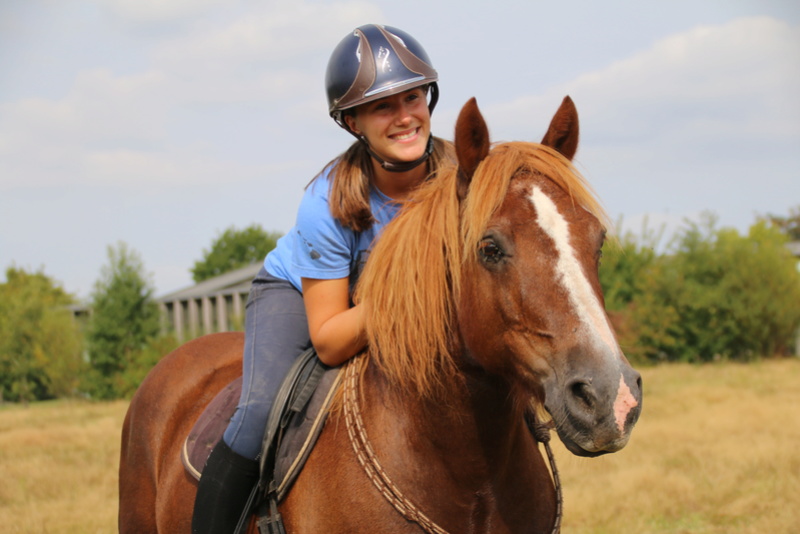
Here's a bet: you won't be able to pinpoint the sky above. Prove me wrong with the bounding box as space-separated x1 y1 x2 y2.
1 0 798 300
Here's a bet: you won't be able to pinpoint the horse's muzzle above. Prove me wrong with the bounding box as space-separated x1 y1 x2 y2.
544 362 642 457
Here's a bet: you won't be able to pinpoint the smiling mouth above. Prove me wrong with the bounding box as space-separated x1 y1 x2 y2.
390 127 419 141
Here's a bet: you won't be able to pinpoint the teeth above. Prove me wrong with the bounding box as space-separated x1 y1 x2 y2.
393 130 416 141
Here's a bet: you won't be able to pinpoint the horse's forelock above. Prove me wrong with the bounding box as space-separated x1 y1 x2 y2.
463 143 609 255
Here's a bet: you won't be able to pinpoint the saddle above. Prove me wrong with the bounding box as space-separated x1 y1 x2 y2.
181 348 342 533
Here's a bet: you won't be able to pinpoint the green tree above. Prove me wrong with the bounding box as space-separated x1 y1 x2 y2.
629 215 800 362
599 220 670 362
600 219 664 312
83 242 161 399
191 224 281 282
0 267 84 403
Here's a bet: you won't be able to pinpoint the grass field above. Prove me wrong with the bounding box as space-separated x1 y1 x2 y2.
1 359 799 533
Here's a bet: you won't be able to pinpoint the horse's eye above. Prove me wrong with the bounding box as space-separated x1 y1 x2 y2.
478 238 504 264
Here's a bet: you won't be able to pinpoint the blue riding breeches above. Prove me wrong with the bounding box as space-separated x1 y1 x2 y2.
223 267 311 460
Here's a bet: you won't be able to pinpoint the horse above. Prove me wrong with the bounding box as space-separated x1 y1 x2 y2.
119 96 642 533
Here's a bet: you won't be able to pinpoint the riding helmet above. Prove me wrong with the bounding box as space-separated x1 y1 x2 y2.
325 24 439 129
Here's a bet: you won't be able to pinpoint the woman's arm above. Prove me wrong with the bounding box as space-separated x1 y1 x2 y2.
301 277 366 366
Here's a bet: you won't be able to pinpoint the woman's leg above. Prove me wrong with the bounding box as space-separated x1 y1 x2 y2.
223 271 311 458
192 269 310 533
191 440 258 534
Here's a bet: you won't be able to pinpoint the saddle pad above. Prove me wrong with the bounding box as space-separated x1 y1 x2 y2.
181 368 341 495
182 376 243 480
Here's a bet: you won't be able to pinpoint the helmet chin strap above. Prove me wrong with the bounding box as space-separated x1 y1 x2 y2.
362 135 434 173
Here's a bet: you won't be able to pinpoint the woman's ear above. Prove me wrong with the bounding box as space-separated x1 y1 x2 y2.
344 113 361 135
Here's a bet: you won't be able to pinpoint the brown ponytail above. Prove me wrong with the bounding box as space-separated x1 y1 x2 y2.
312 136 455 232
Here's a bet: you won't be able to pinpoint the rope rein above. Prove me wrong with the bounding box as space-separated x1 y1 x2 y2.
343 358 449 534
342 358 563 534
526 412 563 534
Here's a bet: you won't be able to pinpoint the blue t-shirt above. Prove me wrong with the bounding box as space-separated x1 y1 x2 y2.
264 164 401 293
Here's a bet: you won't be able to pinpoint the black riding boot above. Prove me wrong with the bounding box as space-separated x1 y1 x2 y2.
192 440 259 534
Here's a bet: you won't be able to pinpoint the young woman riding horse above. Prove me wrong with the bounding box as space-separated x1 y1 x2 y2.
191 25 453 533
119 25 642 534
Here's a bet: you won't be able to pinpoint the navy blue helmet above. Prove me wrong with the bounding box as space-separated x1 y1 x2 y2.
326 24 439 128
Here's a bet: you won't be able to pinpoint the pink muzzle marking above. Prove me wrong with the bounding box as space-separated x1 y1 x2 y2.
613 375 638 433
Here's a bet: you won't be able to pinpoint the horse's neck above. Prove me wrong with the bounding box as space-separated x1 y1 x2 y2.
362 361 529 475
352 360 553 531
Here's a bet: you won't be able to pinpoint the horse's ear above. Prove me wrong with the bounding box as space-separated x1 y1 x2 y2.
455 97 491 200
541 96 579 161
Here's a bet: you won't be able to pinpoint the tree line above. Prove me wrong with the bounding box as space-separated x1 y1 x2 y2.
1 211 799 403
601 211 800 363
0 224 280 403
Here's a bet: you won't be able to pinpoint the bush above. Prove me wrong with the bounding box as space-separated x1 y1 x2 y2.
601 215 800 363
599 220 663 312
0 268 84 403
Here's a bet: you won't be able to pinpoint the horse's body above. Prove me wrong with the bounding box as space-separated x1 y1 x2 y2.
119 97 642 533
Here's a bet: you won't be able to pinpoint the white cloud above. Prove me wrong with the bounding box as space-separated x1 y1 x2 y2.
1 69 170 146
0 1 384 191
469 16 800 235
98 0 235 23
486 16 800 144
157 1 382 64
148 1 384 106
0 68 173 189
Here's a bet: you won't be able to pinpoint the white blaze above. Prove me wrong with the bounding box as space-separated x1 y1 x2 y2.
529 186 619 357
530 186 639 433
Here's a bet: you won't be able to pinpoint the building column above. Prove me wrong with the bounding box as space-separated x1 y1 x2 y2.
172 300 184 342
201 296 213 335
216 294 228 332
188 299 199 339
232 292 244 330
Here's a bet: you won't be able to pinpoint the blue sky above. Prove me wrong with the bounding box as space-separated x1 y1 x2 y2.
1 0 798 299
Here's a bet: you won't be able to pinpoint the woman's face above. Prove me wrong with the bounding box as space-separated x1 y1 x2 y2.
344 87 431 164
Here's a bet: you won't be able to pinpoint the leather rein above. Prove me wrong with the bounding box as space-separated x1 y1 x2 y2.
342 358 563 534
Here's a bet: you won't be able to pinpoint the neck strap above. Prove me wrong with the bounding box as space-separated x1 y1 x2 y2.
363 135 434 173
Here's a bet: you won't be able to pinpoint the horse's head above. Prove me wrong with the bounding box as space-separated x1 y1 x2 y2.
454 97 642 457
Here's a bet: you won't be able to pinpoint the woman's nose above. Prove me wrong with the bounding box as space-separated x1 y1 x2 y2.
395 106 412 125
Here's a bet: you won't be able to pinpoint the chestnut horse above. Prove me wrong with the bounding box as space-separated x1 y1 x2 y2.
119 97 642 533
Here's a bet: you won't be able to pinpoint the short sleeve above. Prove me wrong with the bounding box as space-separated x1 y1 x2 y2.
290 178 355 280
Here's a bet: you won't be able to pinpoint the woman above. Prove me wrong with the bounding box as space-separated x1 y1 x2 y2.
192 24 454 533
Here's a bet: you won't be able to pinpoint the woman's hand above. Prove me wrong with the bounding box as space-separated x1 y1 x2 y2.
301 277 366 366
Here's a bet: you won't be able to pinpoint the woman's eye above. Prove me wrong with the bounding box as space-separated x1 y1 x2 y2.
478 239 504 264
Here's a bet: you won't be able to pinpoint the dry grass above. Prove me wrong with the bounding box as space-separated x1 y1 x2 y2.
552 359 800 534
0 360 798 533
0 399 129 533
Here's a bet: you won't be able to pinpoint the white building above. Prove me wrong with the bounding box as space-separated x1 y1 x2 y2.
156 263 260 342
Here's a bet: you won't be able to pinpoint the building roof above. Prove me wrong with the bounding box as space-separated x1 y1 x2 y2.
157 263 261 302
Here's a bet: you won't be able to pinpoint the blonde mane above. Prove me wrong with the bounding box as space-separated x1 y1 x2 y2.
354 141 608 397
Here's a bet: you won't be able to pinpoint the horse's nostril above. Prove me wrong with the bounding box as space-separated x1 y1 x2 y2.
570 380 595 410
